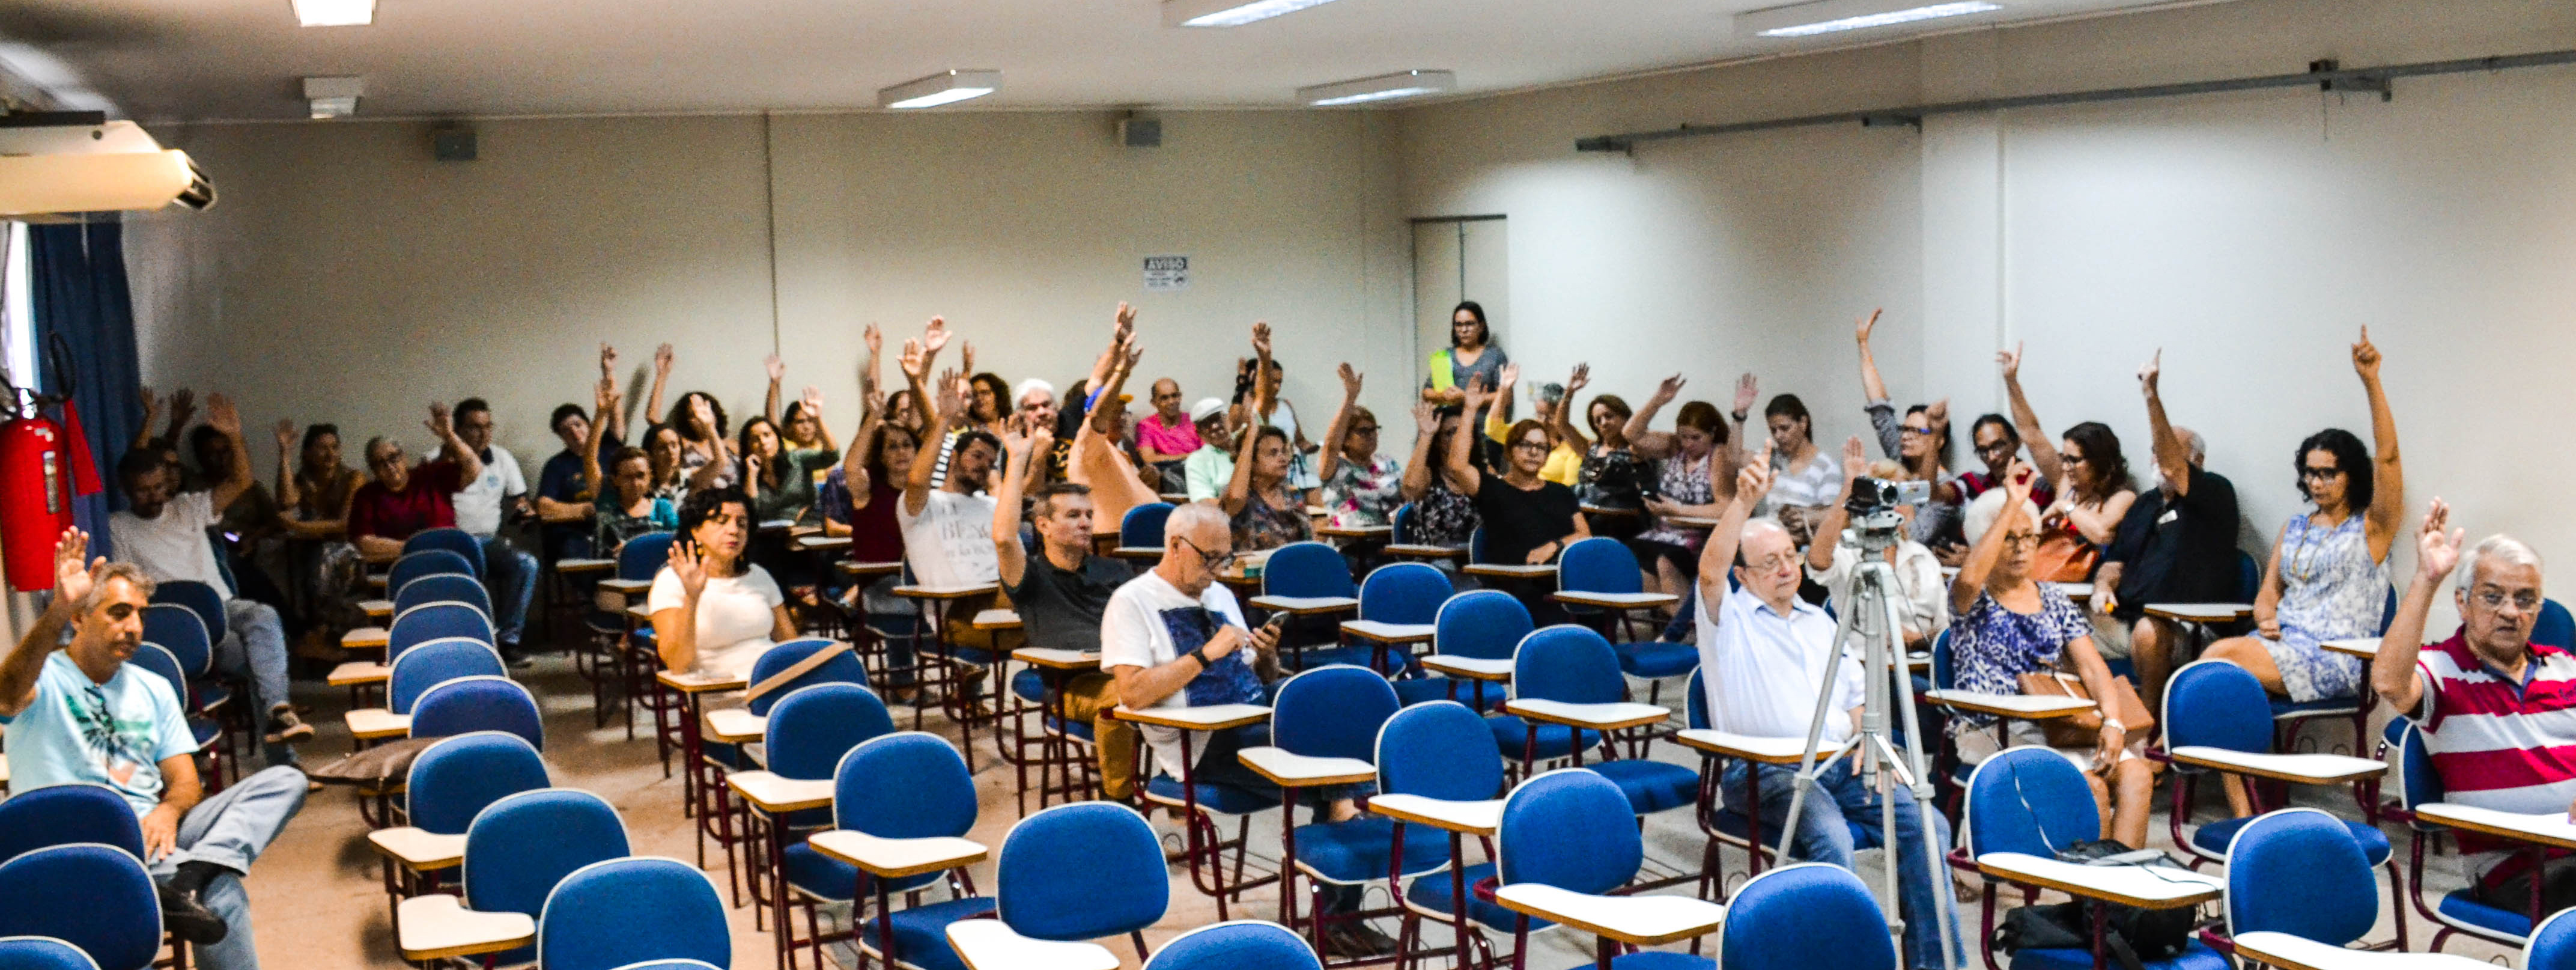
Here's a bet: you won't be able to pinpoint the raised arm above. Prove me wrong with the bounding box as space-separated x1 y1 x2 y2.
2352 328 2405 560
1806 436 1867 572
764 354 785 427
906 363 962 517
0 529 91 718
132 387 163 453
1089 304 1141 435
646 344 674 429
1625 374 1685 459
1855 310 1906 460
597 343 626 442
1399 402 1441 502
1250 322 1278 424
1997 343 2066 487
1444 379 1494 496
2137 350 2192 498
991 419 1050 588
162 388 196 451
582 380 618 499
1695 444 1774 608
1552 364 1594 450
422 402 482 483
1952 460 2037 615
202 395 254 511
1484 364 1520 444
272 420 303 514
1220 421 1259 516
1319 364 1362 482
1855 309 1890 403
651 540 709 673
2372 498 2457 715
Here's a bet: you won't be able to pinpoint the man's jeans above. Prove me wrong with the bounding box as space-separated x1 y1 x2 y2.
213 599 296 767
153 765 309 970
1719 757 1962 970
478 535 537 647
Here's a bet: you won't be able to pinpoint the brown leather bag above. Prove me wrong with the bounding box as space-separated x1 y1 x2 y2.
2017 670 2154 748
2028 532 2100 584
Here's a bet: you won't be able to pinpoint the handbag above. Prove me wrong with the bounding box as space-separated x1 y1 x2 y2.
2028 531 2099 584
2016 670 2155 748
305 736 439 789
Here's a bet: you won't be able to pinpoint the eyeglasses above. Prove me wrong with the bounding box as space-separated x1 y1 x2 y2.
1976 441 2016 457
1175 535 1241 572
2298 466 2342 481
2063 454 2088 466
1900 426 1933 438
2000 534 2040 551
2475 588 2542 613
1740 553 1799 573
1510 439 1549 453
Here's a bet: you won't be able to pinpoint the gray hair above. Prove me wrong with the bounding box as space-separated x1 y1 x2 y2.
73 562 156 615
1962 489 2043 546
365 435 401 460
2176 427 2207 465
2456 534 2544 594
1164 500 1231 549
1015 379 1056 404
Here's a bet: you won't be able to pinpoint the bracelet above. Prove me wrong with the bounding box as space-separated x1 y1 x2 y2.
2101 718 2127 734
1730 410 1750 422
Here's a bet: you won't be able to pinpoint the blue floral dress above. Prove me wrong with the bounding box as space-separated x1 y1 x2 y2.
1948 584 2091 732
2264 512 2384 703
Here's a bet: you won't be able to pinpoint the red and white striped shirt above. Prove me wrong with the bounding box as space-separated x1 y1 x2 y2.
2416 632 2576 861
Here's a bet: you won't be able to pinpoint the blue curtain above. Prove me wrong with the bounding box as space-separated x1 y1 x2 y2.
31 218 145 558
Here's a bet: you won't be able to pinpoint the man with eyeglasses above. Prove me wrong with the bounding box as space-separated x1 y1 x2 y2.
1694 445 1960 970
0 529 308 969
2371 501 2576 916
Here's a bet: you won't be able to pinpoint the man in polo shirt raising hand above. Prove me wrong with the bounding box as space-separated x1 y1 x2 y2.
2371 498 2576 914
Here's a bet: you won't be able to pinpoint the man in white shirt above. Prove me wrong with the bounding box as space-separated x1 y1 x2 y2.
432 397 538 665
108 394 311 767
1695 448 1958 970
895 321 1003 698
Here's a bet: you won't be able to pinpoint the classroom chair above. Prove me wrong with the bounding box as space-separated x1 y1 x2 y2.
410 675 545 750
0 844 162 970
1717 863 1898 970
1406 589 1531 711
0 784 145 865
536 857 731 970
0 936 101 970
404 528 487 578
1492 768 1728 970
1143 921 1327 970
1264 665 1446 963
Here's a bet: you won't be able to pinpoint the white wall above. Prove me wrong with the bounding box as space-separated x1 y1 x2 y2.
124 109 1409 473
1396 0 2576 618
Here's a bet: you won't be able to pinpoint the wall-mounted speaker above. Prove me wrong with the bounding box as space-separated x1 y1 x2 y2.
432 123 476 162
1118 112 1161 148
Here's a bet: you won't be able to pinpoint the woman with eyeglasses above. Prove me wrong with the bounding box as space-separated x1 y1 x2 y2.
1317 364 1402 530
1550 363 1652 541
1450 379 1587 568
1948 467 2151 848
1999 344 2137 584
2201 329 2404 712
1852 309 1964 553
1398 402 1480 553
1220 325 1316 552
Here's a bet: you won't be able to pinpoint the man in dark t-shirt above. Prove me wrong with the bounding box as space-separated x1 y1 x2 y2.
992 428 1138 799
2093 354 2243 710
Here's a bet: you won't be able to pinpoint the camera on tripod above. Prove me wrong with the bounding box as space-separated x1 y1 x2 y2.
1843 477 1930 549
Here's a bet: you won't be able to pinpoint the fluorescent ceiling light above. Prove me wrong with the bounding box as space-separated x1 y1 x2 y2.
1736 0 2000 37
879 70 1001 109
1296 70 1455 107
303 76 362 118
291 0 375 27
1163 0 1343 28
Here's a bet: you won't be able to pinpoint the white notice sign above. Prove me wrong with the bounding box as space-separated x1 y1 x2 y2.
1144 255 1189 291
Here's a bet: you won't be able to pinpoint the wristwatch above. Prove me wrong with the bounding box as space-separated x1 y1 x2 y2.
1185 647 1211 670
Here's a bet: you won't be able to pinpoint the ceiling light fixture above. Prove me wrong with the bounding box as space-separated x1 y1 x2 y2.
291 0 375 27
1296 70 1455 107
303 76 362 118
1162 0 1343 28
1736 0 2000 38
878 70 1001 109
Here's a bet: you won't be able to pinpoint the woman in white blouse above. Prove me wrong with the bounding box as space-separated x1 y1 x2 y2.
650 486 796 683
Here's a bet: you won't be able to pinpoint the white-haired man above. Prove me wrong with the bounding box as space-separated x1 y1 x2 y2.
0 529 308 969
2372 501 2576 915
2092 352 2239 710
1694 446 1959 970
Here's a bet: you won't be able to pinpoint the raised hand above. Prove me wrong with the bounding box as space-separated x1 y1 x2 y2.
2352 326 2382 381
1112 302 1138 344
1653 373 1687 402
920 316 952 355
1996 343 2023 383
167 388 197 428
1736 443 1776 506
1925 398 1951 429
51 527 96 609
688 395 716 434
863 322 882 356
898 338 928 380
1460 376 1494 409
599 342 618 378
959 341 975 377
1496 362 1520 391
2136 348 2161 397
1251 322 1273 360
653 343 675 375
1841 435 1866 481
273 419 297 456
2416 498 2462 583
800 386 824 415
863 387 886 418
1337 363 1363 400
204 393 240 436
1733 373 1758 415
595 377 621 415
1565 364 1591 396
765 353 786 382
1855 307 1882 344
2003 459 2037 504
138 386 161 419
1412 400 1439 436
425 401 454 441
1122 339 1144 371
668 539 709 600
935 368 967 426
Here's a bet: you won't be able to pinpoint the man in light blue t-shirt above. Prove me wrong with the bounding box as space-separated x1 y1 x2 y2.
0 528 307 970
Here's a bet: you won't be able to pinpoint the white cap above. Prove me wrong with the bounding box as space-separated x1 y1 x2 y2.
1189 398 1228 422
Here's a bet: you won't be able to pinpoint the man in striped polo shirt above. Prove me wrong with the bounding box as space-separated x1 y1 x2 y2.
2371 498 2576 912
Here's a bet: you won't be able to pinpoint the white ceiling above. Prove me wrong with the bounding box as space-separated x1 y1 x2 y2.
2 0 2200 122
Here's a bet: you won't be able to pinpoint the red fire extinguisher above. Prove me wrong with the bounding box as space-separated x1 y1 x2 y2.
1 335 103 592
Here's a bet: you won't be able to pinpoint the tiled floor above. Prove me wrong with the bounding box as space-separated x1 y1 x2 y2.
228 642 2520 969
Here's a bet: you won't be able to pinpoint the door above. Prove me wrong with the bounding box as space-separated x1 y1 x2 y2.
1412 216 1507 394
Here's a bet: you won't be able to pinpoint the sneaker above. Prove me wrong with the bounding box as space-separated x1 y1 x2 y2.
1349 921 1399 956
263 707 316 745
499 644 535 670
157 882 229 945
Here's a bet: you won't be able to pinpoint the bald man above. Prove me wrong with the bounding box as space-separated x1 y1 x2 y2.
2092 353 2240 710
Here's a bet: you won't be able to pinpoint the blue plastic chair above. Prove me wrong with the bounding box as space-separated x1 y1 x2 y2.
0 785 145 865
1964 746 2230 969
149 580 228 647
2528 907 2576 970
995 802 1167 959
390 600 498 657
389 638 509 714
1379 701 1515 947
1510 626 1697 816
1399 590 1531 710
743 639 870 718
1556 537 1693 690
407 731 551 836
1143 921 1325 970
463 788 632 967
1263 541 1355 601
410 675 544 750
1718 863 1897 970
2537 598 2574 648
390 549 480 593
788 733 994 970
404 528 486 578
0 936 101 970
0 845 162 970
1122 502 1175 550
1355 563 1451 679
139 605 212 678
1495 769 1721 963
395 573 494 621
129 642 222 759
764 683 895 782
2386 717 2538 947
1271 667 1447 948
2160 660 2389 870
2220 808 2380 951
536 857 730 970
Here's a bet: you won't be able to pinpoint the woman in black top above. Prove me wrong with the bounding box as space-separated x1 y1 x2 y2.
1447 379 1587 567
1549 363 1651 541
